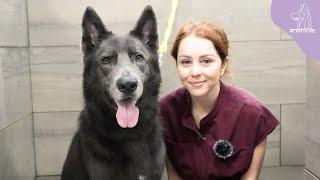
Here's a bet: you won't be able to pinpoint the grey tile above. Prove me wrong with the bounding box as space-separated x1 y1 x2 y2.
36 176 60 180
305 138 320 178
260 166 304 180
161 166 168 180
0 58 5 129
0 115 35 180
305 58 320 177
263 105 280 167
281 104 305 165
30 47 83 112
0 0 28 46
280 31 293 40
306 59 320 144
305 169 320 180
171 0 280 43
305 106 320 175
307 58 320 114
27 0 171 46
0 48 32 130
159 52 182 96
229 41 306 105
34 112 78 175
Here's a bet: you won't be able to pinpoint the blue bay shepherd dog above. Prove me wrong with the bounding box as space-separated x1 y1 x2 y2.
61 5 165 180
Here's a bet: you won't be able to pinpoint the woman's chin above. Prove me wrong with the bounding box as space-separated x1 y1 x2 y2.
188 88 208 97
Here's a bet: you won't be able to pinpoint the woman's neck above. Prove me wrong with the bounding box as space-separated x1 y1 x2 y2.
191 83 221 128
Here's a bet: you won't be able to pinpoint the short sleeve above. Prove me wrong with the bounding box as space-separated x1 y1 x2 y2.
254 106 280 147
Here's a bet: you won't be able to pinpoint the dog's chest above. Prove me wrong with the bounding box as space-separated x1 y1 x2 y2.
85 142 154 180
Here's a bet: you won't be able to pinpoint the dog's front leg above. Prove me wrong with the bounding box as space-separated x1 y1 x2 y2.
61 133 89 180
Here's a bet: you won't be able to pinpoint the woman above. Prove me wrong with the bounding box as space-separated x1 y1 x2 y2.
159 22 279 180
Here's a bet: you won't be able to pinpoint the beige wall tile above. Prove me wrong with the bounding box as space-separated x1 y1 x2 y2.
34 112 78 175
159 52 182 96
305 169 320 180
36 176 60 180
306 58 320 177
0 0 28 46
305 138 320 179
0 48 32 130
306 58 320 146
28 0 171 46
30 47 83 112
281 104 305 165
260 166 304 180
0 115 35 180
263 105 280 167
0 58 5 129
229 41 306 105
171 0 280 43
280 31 293 40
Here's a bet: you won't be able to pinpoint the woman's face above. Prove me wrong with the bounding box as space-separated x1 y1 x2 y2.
177 35 226 98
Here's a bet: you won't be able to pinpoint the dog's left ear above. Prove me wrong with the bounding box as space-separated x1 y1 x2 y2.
82 6 112 53
130 5 158 50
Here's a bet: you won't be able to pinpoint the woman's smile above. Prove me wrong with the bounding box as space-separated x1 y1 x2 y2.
189 80 207 88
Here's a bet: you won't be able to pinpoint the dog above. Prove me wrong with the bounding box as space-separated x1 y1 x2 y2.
61 5 165 180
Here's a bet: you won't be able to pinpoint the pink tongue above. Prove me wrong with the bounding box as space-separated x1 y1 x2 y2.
116 101 139 128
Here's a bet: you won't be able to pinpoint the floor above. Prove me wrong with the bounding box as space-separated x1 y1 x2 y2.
36 166 305 180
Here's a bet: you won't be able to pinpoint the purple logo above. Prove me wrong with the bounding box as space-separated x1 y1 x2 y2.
271 0 320 61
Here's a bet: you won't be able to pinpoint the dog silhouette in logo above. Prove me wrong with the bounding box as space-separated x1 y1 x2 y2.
290 2 312 29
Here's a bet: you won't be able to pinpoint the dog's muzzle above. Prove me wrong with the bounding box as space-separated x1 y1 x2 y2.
116 76 138 94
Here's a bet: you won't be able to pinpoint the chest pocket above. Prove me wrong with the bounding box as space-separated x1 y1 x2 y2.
165 140 196 179
209 144 253 178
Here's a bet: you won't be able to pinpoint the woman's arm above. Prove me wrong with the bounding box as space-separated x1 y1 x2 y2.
166 158 182 180
241 138 267 180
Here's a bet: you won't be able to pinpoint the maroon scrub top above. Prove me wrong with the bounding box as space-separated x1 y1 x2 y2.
159 81 279 180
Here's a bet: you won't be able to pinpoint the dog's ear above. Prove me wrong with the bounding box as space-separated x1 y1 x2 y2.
130 5 158 50
82 6 111 53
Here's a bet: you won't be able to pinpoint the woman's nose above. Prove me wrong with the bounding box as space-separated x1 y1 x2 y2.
191 63 202 76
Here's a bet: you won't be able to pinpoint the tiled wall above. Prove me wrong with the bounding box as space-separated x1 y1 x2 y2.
305 58 320 180
0 0 35 179
0 0 308 178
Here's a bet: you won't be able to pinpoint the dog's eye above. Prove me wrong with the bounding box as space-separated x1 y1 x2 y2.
102 56 112 64
135 54 144 62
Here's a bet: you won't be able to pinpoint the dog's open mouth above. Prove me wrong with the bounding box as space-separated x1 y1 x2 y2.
115 98 139 128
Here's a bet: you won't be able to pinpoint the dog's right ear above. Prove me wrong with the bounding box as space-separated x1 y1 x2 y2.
81 6 111 53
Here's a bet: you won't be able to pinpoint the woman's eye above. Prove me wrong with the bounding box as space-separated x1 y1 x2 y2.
180 59 191 64
101 56 112 64
203 58 213 64
135 54 144 62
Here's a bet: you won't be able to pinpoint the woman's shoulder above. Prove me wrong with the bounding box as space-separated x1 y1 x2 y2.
223 83 266 114
159 87 188 107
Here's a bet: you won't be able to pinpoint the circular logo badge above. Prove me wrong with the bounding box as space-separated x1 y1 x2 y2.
212 140 234 160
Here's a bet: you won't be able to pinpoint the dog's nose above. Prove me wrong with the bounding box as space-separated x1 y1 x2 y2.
117 76 138 94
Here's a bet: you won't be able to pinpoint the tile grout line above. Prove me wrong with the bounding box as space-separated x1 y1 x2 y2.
0 113 33 133
305 168 320 180
0 46 29 48
25 0 38 177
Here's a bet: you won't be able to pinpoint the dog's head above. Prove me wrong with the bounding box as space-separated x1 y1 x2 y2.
81 6 160 128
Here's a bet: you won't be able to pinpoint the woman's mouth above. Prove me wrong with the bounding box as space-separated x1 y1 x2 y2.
189 80 206 87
